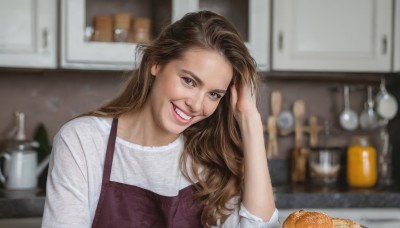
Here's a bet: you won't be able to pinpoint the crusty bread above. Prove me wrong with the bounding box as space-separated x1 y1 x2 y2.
282 210 307 228
283 210 361 228
332 218 361 228
283 210 333 228
295 211 333 228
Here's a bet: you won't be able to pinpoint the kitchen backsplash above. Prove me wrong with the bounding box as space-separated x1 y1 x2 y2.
0 69 399 184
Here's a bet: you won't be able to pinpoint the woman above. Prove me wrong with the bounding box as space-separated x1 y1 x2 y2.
42 11 279 227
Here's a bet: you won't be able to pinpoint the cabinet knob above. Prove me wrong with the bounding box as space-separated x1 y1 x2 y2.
42 29 48 49
278 32 284 51
382 35 387 55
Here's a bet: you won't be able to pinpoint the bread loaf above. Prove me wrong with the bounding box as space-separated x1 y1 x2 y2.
283 210 361 228
332 218 360 228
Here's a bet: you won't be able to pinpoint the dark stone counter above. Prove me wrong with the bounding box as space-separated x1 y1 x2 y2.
275 184 400 209
1 185 400 218
0 189 45 219
0 196 45 218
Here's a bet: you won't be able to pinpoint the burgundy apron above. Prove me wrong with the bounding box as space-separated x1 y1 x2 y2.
92 118 205 228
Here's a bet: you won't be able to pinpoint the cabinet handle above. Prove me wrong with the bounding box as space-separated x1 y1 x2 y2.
382 35 387 55
278 32 283 51
42 29 48 49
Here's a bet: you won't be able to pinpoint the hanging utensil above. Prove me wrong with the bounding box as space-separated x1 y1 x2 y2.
305 115 323 148
266 90 282 158
375 78 398 120
339 85 359 131
271 90 282 119
360 86 378 130
291 100 308 183
277 110 294 134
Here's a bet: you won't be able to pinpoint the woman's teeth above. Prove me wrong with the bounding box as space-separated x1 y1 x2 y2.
174 107 192 120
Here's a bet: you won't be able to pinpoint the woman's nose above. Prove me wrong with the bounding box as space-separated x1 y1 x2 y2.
185 95 203 113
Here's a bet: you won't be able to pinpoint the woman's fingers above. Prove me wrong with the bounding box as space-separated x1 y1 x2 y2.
230 81 257 117
230 84 238 108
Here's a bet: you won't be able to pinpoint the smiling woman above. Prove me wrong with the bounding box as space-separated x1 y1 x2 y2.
148 49 233 135
42 10 278 228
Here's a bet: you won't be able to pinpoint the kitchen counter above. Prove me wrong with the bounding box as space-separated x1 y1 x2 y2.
275 184 400 209
0 186 400 218
0 189 45 219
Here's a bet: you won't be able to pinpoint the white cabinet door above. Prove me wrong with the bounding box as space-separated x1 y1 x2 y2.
61 0 200 70
174 0 270 71
279 208 400 228
272 0 393 72
61 0 270 71
394 0 400 72
61 0 135 70
0 0 57 68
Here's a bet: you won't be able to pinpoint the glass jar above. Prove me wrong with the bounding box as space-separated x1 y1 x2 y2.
309 147 341 186
347 136 377 188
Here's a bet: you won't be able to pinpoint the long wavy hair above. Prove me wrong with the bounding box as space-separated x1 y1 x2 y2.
88 11 259 225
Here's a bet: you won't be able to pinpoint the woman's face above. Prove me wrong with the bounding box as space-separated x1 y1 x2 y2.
148 48 233 136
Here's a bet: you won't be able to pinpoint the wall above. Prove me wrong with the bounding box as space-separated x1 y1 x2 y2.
0 69 398 185
0 70 126 139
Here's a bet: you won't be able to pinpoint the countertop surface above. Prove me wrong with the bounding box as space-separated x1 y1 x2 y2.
1 185 400 218
274 184 400 209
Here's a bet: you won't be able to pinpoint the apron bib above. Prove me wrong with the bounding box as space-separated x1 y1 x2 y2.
92 118 205 228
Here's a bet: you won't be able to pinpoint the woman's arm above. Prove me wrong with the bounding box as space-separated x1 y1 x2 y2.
230 81 276 221
42 122 92 227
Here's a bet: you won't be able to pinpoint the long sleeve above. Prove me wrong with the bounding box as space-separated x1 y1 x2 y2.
221 200 280 227
42 119 103 227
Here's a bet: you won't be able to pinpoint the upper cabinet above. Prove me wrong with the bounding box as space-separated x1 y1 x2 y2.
174 0 270 71
0 0 57 69
394 0 400 72
61 0 270 71
272 0 393 72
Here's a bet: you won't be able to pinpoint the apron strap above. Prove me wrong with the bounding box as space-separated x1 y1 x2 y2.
102 118 118 183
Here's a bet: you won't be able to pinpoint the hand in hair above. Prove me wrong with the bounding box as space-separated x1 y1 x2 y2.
230 77 276 221
229 79 258 125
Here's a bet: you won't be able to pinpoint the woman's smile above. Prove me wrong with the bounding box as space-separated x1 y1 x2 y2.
172 103 193 123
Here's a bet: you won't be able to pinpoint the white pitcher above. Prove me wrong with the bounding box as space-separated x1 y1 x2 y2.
0 141 49 190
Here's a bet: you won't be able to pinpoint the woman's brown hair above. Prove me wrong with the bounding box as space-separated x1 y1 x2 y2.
89 11 259 225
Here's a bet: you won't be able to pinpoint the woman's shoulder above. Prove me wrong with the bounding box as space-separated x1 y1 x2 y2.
56 116 112 138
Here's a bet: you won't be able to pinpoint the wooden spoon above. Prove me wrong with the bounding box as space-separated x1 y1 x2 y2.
293 100 305 149
304 115 323 148
291 100 308 183
271 90 282 118
267 116 278 158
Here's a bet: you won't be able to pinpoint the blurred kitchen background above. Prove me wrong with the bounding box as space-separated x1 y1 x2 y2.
1 0 400 227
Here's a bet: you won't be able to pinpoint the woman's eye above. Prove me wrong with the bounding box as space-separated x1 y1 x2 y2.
209 92 222 100
183 77 195 86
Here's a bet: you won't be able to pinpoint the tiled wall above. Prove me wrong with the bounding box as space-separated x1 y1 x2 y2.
0 70 126 139
0 69 399 184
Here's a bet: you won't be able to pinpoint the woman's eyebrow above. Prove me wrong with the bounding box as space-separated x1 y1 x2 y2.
181 69 204 86
180 69 227 94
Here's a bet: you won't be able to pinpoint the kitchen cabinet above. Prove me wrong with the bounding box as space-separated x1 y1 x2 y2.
272 0 393 72
0 0 57 69
61 0 270 70
279 208 400 228
394 0 400 72
174 0 270 70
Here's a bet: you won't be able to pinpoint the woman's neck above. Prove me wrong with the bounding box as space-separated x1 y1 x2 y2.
117 111 179 147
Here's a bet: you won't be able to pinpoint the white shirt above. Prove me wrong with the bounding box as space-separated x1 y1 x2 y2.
42 116 279 227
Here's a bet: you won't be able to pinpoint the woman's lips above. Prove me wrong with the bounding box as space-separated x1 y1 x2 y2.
172 104 193 123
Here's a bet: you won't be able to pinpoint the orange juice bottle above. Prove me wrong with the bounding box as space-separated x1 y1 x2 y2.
347 136 377 188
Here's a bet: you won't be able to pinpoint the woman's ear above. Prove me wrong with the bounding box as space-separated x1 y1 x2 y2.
150 64 158 76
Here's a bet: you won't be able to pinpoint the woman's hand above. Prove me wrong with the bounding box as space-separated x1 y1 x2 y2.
229 80 259 123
